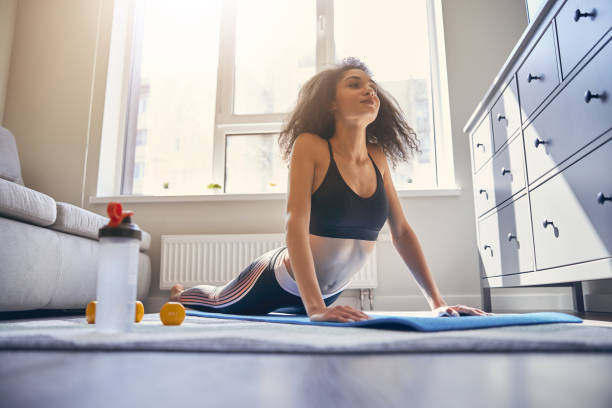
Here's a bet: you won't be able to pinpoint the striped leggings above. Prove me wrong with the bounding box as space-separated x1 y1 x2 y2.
178 246 342 315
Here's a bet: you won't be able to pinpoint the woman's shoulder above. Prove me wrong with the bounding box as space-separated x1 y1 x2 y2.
295 132 327 146
294 133 329 163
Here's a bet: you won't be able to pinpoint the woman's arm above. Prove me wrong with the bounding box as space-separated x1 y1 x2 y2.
394 225 492 316
285 224 326 315
392 225 446 310
285 134 368 321
284 133 326 316
372 145 445 310
374 145 491 317
285 225 369 321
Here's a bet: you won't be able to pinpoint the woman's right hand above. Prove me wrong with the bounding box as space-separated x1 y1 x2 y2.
309 305 371 323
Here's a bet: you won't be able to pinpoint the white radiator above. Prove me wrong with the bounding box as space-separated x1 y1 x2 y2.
160 233 379 291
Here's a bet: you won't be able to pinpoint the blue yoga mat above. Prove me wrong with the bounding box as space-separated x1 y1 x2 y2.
185 310 583 332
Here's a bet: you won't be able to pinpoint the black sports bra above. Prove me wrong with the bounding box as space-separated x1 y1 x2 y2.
309 139 389 241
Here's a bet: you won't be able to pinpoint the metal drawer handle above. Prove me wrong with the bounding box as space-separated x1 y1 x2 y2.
507 233 517 242
534 138 548 148
574 8 597 22
501 167 511 176
476 142 485 151
528 73 543 83
584 90 606 103
479 188 487 195
497 113 507 122
543 219 560 237
597 192 611 205
483 244 493 256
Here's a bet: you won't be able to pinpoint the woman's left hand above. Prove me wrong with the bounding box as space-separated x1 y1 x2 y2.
433 304 494 317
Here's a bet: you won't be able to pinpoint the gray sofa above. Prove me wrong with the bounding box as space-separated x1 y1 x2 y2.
0 126 151 312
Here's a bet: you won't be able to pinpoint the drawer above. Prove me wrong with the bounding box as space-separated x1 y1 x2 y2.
523 38 612 184
530 137 612 271
517 24 560 121
556 0 612 78
492 134 526 206
478 212 502 278
473 158 495 217
471 112 493 173
498 194 535 275
491 76 521 152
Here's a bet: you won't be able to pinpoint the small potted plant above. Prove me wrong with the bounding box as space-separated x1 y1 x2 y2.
267 181 278 192
207 183 222 194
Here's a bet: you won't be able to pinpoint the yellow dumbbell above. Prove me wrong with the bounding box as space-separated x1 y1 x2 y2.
160 302 186 326
86 300 144 324
135 301 144 322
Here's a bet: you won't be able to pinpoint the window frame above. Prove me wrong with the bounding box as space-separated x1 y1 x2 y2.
121 0 145 195
211 0 331 191
111 0 456 198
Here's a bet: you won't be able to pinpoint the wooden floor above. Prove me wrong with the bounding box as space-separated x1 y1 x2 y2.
1 350 611 408
0 309 611 408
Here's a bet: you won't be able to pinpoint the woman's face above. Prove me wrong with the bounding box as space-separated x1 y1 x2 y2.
332 68 380 126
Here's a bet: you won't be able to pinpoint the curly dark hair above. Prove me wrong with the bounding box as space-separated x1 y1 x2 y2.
278 57 421 170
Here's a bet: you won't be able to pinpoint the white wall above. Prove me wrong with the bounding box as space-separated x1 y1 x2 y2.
3 0 611 313
0 0 17 125
4 0 101 203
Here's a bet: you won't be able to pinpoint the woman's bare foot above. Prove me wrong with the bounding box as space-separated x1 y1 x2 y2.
170 284 184 302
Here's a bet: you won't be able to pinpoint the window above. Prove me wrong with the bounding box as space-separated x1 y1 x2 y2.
100 0 453 196
333 0 436 189
233 0 316 114
225 133 287 194
120 0 221 196
136 129 147 146
134 162 144 179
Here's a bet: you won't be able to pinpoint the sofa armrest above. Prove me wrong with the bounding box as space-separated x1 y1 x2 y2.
0 178 56 226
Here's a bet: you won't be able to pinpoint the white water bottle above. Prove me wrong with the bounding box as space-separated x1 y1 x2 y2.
95 202 142 333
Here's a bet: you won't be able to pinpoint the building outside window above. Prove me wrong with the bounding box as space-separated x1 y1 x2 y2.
99 0 454 197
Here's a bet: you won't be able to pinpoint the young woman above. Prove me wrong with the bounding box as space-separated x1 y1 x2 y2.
170 57 492 322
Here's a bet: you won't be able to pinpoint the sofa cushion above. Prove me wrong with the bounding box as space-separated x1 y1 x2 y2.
0 126 24 186
49 202 151 251
0 178 56 226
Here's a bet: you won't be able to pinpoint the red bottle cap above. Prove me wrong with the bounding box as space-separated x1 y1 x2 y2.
107 202 133 227
98 202 142 240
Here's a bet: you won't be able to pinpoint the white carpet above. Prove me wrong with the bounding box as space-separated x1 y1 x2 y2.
0 312 611 353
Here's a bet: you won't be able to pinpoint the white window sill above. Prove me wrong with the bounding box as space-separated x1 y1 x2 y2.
89 186 461 204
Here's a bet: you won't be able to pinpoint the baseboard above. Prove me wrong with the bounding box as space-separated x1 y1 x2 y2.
144 296 169 314
585 293 612 313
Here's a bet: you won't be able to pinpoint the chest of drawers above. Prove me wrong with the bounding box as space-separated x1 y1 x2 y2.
463 0 612 312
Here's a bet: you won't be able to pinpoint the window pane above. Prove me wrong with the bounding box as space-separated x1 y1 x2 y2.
334 0 436 189
234 0 316 114
225 134 287 194
129 0 221 195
